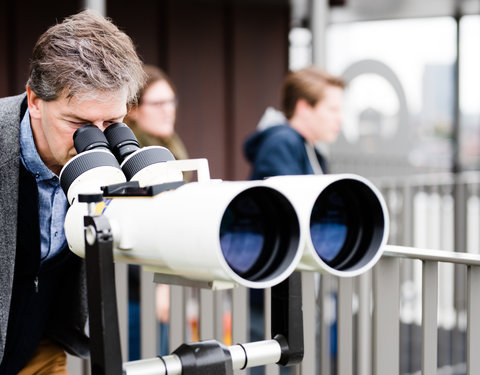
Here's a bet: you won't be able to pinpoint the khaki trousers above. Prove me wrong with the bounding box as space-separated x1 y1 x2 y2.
18 339 68 375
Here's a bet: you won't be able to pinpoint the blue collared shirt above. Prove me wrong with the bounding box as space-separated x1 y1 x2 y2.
19 109 69 262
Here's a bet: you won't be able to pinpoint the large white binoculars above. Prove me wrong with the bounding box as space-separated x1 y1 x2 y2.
61 123 389 289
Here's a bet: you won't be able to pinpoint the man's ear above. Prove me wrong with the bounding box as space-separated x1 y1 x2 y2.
26 85 42 119
294 98 313 116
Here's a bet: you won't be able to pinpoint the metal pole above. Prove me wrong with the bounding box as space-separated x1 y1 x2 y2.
311 0 329 67
123 340 283 375
82 0 106 15
451 7 461 175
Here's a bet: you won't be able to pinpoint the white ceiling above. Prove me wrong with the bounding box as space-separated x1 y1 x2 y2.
290 0 480 26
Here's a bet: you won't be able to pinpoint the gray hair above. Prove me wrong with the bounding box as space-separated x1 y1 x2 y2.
27 9 146 105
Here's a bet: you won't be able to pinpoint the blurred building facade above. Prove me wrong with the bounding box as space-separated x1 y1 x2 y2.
0 0 290 181
2 0 479 179
324 0 480 177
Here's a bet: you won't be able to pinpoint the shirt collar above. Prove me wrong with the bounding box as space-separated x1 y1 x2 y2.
20 109 58 181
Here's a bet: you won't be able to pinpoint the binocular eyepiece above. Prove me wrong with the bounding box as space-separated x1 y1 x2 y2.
60 123 389 289
73 124 110 153
60 123 177 203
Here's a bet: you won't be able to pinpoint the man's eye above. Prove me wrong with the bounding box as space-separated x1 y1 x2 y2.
69 121 86 126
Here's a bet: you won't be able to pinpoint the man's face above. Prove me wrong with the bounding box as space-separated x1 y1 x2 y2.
307 85 344 144
27 87 128 175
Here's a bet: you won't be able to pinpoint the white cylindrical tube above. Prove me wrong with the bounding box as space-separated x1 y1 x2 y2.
263 174 389 277
65 179 303 289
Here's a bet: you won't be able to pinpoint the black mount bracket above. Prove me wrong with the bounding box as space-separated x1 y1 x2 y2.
84 213 122 374
271 271 304 366
173 340 234 375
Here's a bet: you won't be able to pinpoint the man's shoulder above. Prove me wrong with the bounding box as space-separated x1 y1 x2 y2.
0 92 27 105
262 124 304 147
0 93 27 121
0 93 25 163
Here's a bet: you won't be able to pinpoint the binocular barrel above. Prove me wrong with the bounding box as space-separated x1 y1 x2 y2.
64 180 303 289
264 174 389 277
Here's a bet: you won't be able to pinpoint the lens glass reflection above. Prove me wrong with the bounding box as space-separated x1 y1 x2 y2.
220 195 265 275
310 190 348 262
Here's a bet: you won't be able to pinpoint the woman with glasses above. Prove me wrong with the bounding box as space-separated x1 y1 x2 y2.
125 65 189 360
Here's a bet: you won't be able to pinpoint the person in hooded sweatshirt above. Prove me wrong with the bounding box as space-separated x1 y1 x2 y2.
244 66 345 179
243 66 345 375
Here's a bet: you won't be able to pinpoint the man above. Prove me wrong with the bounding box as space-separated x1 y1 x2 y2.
244 66 345 179
0 10 145 373
243 66 345 375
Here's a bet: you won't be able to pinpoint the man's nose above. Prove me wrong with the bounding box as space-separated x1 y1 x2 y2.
91 122 109 132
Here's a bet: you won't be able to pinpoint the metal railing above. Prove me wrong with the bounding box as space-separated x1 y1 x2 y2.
67 171 480 375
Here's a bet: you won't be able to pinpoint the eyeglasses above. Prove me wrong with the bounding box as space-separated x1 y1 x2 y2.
140 98 178 108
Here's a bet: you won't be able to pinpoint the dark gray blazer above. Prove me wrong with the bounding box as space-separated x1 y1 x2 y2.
0 93 89 363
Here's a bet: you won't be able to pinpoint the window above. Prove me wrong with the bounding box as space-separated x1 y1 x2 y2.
326 18 458 175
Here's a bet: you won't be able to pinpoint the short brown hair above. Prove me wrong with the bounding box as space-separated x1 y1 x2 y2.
281 66 345 119
27 9 146 105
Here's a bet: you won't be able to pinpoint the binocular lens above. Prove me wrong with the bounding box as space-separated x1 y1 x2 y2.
73 124 110 153
310 179 384 270
310 189 349 263
220 187 299 282
220 195 265 274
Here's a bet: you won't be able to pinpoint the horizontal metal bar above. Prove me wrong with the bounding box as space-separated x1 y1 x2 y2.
373 170 480 188
123 339 282 375
123 355 182 375
383 245 480 266
237 340 282 369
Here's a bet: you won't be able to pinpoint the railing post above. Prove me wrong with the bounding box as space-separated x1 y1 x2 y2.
318 274 335 375
422 261 438 375
232 286 247 343
214 290 226 342
170 285 186 350
232 286 248 375
264 288 278 375
373 257 400 375
301 272 316 374
140 269 157 358
454 177 468 366
199 289 214 340
115 263 129 361
403 181 414 247
454 178 467 308
338 277 353 375
467 265 480 374
357 272 372 375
